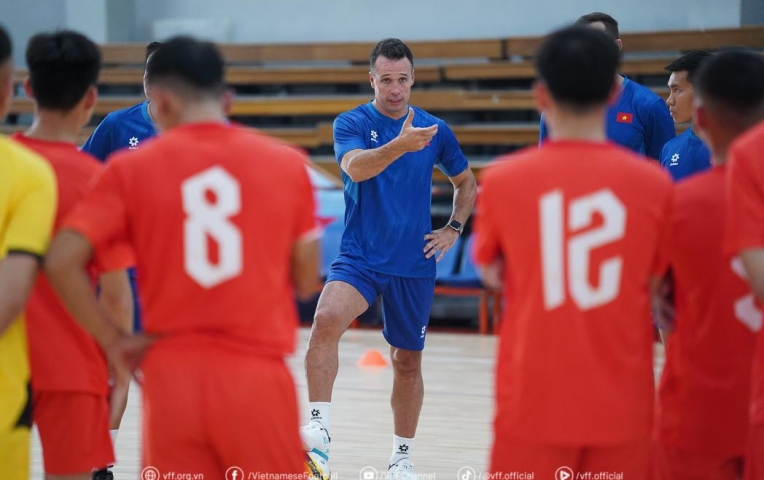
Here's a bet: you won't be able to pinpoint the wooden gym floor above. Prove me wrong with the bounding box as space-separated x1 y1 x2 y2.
30 327 666 479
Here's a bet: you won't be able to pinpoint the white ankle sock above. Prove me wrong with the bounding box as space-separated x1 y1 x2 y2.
390 434 414 464
309 402 331 432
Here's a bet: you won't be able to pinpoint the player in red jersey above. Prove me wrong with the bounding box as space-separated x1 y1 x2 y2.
474 26 672 479
44 37 320 475
723 55 764 480
15 31 134 480
654 50 764 480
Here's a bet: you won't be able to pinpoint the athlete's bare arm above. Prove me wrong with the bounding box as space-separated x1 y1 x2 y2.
741 249 764 303
292 236 320 300
424 168 477 262
0 255 40 335
46 230 152 373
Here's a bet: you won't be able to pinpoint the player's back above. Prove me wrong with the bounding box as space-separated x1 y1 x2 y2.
657 165 757 456
12 134 111 394
727 120 764 433
480 139 672 445
106 123 314 356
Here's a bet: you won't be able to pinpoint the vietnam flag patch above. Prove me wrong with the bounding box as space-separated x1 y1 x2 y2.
616 112 634 123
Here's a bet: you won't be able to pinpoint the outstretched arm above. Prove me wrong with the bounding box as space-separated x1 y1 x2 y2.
340 108 438 182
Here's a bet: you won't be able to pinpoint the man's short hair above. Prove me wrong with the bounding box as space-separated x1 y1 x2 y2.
575 12 619 40
145 36 225 99
535 25 621 112
370 38 414 71
145 41 162 62
26 30 101 111
664 51 712 84
0 25 11 65
694 49 764 122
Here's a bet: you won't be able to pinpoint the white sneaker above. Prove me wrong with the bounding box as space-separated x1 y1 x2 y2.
301 422 330 480
388 458 416 480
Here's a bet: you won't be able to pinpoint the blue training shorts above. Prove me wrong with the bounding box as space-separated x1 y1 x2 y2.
327 258 435 351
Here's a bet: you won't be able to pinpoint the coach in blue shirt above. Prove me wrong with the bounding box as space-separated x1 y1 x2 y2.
540 12 676 160
300 38 476 477
659 51 713 181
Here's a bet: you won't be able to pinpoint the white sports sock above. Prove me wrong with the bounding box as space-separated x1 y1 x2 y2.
309 402 331 432
390 435 414 464
110 429 118 447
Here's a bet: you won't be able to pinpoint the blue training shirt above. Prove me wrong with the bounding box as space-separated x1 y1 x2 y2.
659 126 711 181
81 101 156 332
82 101 157 161
540 77 676 159
333 102 469 279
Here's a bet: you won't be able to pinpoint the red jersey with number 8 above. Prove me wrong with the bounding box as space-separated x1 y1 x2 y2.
473 140 673 444
63 122 318 356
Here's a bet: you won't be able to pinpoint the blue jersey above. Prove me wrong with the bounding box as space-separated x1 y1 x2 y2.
81 101 156 161
333 102 468 278
540 77 675 159
659 126 711 181
81 101 155 332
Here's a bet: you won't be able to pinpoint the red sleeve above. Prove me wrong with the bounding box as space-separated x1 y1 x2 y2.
92 238 135 273
63 160 131 254
651 181 674 278
472 174 502 266
727 144 764 253
293 157 320 243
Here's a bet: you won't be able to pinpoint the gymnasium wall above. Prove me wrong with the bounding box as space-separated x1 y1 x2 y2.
1 0 761 65
133 0 744 42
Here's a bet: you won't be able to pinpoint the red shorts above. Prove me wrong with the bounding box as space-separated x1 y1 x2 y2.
33 390 114 475
491 435 650 480
746 424 764 480
653 441 743 480
141 339 303 476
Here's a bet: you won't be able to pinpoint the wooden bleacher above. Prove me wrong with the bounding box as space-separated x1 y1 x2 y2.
96 38 504 65
7 87 671 118
4 25 761 162
505 25 764 58
11 26 761 87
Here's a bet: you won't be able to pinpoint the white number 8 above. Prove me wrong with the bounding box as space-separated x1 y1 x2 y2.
181 166 242 288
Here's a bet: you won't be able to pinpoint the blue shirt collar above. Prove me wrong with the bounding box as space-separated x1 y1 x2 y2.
141 101 154 125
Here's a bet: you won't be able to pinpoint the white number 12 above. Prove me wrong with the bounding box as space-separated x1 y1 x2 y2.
540 189 626 311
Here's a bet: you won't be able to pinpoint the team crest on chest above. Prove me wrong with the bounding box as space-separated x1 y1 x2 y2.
370 130 378 143
670 153 679 166
128 137 139 149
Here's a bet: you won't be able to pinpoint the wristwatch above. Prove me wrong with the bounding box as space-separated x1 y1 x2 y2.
447 220 463 235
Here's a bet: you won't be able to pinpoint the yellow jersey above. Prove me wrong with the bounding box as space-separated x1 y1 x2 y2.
0 134 56 447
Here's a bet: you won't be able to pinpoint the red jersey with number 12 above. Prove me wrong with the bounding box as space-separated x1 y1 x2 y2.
473 140 673 445
64 123 318 357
